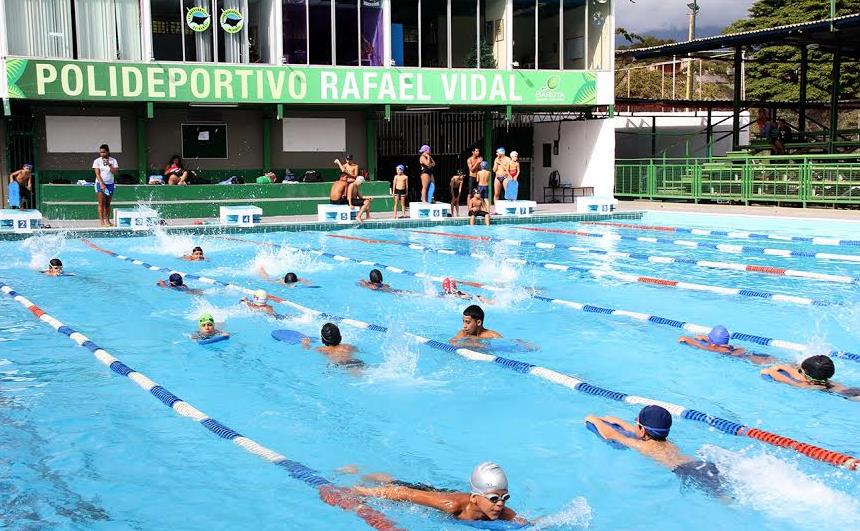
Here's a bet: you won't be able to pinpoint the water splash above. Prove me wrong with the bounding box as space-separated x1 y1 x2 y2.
531 496 593 529
22 232 68 270
243 245 333 280
362 320 448 387
701 445 860 529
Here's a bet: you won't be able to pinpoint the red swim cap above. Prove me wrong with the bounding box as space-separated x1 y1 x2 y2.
442 277 457 294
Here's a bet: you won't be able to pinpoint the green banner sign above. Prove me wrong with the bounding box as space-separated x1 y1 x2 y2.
5 58 597 106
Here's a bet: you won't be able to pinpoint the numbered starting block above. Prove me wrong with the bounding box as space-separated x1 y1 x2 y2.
220 205 263 227
575 196 618 215
409 202 450 220
0 209 42 233
114 207 159 230
494 200 537 217
317 204 359 223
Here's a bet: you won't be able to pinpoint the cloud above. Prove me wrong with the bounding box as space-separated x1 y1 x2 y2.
616 0 754 34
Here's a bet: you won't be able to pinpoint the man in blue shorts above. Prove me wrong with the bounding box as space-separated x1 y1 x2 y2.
92 144 118 227
585 405 728 498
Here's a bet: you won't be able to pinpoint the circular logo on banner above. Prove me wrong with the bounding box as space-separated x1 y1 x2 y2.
220 9 244 34
186 7 211 32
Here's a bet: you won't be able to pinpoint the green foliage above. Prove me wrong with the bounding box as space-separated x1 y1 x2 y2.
464 42 497 69
724 0 860 101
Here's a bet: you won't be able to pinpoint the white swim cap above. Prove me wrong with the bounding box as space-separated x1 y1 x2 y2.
355 175 365 185
469 462 508 495
253 289 268 302
510 151 518 158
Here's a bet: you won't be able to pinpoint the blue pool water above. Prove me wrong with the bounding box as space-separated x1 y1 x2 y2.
1 211 859 530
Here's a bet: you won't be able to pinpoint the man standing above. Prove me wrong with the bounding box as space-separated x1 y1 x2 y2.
8 163 33 209
466 147 483 194
92 144 118 227
492 147 511 208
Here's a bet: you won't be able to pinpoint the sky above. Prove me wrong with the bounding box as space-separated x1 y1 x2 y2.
615 0 756 36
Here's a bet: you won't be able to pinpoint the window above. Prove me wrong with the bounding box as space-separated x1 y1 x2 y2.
390 0 418 67
5 0 140 60
335 0 358 66
451 0 480 68
360 0 383 66
307 0 333 65
587 0 612 70
283 0 308 64
182 123 228 159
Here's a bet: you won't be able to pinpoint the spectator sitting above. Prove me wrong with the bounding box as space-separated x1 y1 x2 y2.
774 119 793 155
348 175 372 222
256 171 279 184
164 155 189 185
330 173 351 205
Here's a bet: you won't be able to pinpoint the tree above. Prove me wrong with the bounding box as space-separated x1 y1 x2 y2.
464 42 497 69
723 0 860 102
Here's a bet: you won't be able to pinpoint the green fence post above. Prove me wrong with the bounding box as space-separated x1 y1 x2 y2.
693 162 700 203
366 111 377 180
648 160 655 200
743 163 750 205
136 117 147 184
801 162 810 207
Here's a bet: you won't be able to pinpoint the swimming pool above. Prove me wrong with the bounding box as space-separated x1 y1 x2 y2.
1 210 858 530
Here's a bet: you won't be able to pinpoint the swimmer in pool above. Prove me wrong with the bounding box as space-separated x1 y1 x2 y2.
352 462 528 524
441 277 494 304
241 289 276 315
256 265 314 287
43 258 66 276
679 325 777 365
302 322 364 370
761 354 860 400
157 272 203 295
192 313 229 341
451 305 502 344
585 405 727 498
358 269 392 292
182 246 205 261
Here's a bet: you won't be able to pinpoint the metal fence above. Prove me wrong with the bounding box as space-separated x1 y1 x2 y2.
616 155 860 206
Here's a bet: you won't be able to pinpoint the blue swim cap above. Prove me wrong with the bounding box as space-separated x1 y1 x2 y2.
480 161 489 170
496 147 506 155
638 405 672 439
396 164 405 172
708 325 730 346
169 273 183 286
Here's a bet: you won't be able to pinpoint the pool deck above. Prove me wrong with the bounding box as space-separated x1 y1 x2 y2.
617 200 860 221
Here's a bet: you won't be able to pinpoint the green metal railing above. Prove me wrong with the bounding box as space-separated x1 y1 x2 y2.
616 154 860 206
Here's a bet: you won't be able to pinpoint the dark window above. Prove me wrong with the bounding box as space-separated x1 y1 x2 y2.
182 124 228 159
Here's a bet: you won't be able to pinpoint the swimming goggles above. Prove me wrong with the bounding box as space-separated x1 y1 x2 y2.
51 265 63 273
483 493 511 504
800 369 828 386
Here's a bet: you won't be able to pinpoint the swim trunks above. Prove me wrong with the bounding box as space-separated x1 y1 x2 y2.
478 185 489 199
673 461 726 498
469 210 488 218
420 165 434 176
330 198 349 205
336 359 365 369
394 187 407 199
390 480 457 493
95 182 115 195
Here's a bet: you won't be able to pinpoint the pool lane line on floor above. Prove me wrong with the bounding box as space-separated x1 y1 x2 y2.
76 240 860 472
403 231 837 307
328 233 860 363
582 221 860 248
0 280 403 531
513 226 860 264
407 230 859 285
214 234 506 292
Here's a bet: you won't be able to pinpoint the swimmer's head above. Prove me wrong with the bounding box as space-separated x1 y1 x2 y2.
442 277 458 294
284 272 299 284
496 147 506 156
23 163 33 170
637 405 672 441
345 152 354 161
198 313 215 326
355 175 365 185
801 355 835 384
469 462 509 496
253 289 268 304
49 258 63 273
419 144 431 154
707 325 730 346
510 151 518 160
321 322 342 346
462 304 485 335
191 246 204 259
369 269 384 285
480 161 489 170
396 164 405 172
456 168 465 176
169 273 184 287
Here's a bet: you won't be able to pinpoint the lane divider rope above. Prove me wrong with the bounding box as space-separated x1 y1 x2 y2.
409 231 860 285
404 231 837 307
0 278 403 531
513 226 860 264
75 239 859 471
583 221 860 248
326 233 860 363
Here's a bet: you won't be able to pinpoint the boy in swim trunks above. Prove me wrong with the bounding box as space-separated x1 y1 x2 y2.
182 246 205 261
329 173 351 205
761 354 860 400
193 313 229 341
302 322 364 371
358 269 391 292
585 405 727 498
441 277 493 303
468 191 490 226
476 161 492 213
352 462 528 524
451 305 502 344
241 289 276 315
157 272 203 295
348 175 372 223
678 325 777 365
392 164 408 219
450 169 465 217
43 258 65 276
492 147 511 209
466 147 484 193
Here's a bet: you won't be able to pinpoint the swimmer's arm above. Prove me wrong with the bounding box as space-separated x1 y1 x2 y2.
761 365 804 386
256 264 272 280
157 280 167 288
600 416 638 433
483 329 503 339
584 416 641 448
353 485 460 515
450 330 466 343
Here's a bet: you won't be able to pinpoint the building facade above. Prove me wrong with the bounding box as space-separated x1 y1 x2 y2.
1 0 616 211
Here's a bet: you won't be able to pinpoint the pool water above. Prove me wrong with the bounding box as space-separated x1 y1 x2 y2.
1 211 859 530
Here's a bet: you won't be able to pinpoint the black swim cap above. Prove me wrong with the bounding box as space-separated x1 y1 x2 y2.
638 405 672 440
284 272 299 284
49 258 63 267
169 273 183 286
369 269 383 284
321 322 342 346
801 355 835 383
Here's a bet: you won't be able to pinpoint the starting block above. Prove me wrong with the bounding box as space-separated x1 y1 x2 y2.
318 204 359 223
220 205 263 227
409 202 450 220
575 196 618 215
114 207 159 230
494 200 537 217
0 209 42 233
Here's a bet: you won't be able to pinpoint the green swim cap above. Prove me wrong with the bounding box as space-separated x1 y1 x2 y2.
198 313 215 325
